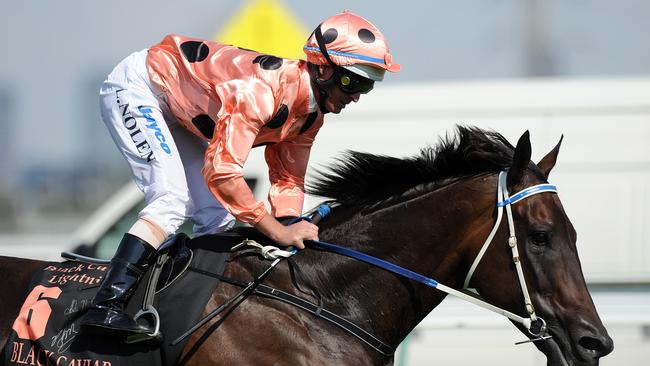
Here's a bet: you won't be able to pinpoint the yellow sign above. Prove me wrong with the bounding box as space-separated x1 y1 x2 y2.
215 0 309 59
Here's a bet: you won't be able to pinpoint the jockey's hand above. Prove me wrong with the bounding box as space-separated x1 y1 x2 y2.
283 220 319 249
255 214 319 249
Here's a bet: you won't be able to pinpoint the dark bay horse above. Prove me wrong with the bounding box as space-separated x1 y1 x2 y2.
1 127 613 365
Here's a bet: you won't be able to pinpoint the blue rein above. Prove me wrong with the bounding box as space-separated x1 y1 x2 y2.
298 204 439 289
306 239 439 288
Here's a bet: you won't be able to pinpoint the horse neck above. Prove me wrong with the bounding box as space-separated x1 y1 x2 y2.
304 174 497 346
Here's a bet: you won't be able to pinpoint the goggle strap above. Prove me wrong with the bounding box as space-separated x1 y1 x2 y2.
314 24 338 69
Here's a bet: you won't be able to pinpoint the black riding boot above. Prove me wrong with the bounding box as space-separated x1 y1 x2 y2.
81 233 157 338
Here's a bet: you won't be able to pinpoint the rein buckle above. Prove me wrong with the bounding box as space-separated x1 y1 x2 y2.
516 317 552 345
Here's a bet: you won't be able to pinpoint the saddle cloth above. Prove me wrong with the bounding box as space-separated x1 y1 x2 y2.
1 233 244 366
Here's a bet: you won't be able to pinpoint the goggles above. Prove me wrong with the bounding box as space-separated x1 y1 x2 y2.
334 67 374 94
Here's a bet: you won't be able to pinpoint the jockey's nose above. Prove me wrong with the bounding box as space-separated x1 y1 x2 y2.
350 93 361 102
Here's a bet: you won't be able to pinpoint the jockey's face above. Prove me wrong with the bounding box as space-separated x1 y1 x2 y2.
319 66 362 114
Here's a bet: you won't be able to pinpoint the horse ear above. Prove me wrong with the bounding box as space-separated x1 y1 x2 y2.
537 135 564 179
508 130 532 187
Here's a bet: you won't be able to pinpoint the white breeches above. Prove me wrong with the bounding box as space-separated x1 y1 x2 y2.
99 49 234 236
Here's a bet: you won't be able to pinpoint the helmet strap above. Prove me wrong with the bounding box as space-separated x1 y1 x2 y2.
309 63 333 114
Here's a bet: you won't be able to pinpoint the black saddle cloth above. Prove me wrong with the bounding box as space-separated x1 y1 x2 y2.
1 231 252 366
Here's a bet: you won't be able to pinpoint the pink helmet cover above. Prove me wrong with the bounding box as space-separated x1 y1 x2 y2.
304 10 400 74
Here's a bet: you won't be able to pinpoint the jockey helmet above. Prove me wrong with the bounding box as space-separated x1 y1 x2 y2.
304 10 400 83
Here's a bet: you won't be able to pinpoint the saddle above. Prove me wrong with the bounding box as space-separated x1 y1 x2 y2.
1 231 250 366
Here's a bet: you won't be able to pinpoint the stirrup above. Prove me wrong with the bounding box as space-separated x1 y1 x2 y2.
125 306 162 344
125 240 171 344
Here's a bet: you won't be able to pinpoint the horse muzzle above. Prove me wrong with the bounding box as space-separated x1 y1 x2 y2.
570 316 614 363
541 317 613 366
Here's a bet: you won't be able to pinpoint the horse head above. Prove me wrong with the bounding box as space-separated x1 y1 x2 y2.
467 131 614 365
305 126 613 365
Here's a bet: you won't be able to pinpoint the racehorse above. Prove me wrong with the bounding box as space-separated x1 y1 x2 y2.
0 127 613 365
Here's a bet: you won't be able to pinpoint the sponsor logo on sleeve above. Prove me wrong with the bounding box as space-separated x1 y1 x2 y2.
138 106 172 155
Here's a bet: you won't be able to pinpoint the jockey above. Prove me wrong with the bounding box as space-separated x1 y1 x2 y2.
81 10 399 338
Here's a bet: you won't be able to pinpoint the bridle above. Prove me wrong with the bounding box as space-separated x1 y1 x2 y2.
463 170 558 342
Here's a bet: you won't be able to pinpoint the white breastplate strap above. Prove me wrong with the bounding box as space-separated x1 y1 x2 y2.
463 171 558 329
232 239 297 260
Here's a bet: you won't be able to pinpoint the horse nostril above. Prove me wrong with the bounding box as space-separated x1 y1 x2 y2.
577 335 614 358
578 336 602 351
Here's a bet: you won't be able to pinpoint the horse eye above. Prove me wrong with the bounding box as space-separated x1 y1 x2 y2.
531 231 549 246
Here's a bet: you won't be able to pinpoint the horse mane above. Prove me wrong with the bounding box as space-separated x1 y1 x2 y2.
307 125 517 207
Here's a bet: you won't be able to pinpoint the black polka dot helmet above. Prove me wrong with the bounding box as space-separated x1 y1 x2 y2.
304 10 400 81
